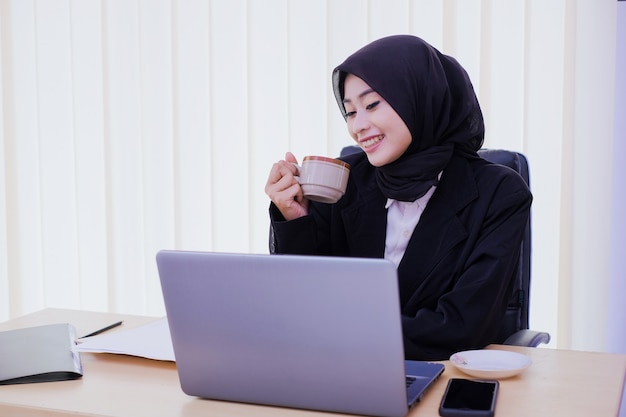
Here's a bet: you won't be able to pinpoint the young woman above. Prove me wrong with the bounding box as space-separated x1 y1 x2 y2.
265 35 532 361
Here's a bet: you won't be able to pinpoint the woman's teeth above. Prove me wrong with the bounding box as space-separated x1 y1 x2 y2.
361 135 383 148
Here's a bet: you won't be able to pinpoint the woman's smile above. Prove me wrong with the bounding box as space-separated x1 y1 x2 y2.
360 134 384 149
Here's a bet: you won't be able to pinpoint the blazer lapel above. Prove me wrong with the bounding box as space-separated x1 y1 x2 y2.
340 187 388 258
339 159 388 258
397 156 479 303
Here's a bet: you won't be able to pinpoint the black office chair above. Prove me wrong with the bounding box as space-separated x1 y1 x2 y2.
339 145 551 347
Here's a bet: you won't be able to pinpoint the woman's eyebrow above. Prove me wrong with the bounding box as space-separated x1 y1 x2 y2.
343 88 375 104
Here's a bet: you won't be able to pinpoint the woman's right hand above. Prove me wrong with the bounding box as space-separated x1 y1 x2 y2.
265 152 309 221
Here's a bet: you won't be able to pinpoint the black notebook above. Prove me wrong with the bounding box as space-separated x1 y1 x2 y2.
0 323 83 385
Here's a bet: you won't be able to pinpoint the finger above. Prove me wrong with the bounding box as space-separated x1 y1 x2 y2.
277 159 299 177
266 162 285 185
267 159 297 184
266 168 299 199
285 152 299 165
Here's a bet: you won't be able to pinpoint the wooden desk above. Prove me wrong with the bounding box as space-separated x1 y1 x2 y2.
0 309 624 417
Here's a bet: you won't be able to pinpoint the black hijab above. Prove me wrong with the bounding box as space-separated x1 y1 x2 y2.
332 35 484 202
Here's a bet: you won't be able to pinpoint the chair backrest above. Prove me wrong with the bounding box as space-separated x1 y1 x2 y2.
339 146 532 341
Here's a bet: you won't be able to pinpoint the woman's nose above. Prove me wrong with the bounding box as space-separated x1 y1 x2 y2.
351 112 370 134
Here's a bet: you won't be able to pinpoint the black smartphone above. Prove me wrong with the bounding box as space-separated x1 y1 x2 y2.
439 378 499 417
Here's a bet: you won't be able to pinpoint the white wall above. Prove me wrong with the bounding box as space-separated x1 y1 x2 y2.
0 0 622 353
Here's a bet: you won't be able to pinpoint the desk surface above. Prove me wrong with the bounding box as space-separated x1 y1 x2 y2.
0 309 624 417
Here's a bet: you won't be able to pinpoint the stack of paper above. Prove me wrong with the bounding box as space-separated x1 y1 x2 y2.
77 317 175 362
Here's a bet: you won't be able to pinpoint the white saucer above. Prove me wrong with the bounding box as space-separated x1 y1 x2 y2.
449 349 532 379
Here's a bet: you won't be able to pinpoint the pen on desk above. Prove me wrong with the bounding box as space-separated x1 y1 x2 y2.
79 320 124 338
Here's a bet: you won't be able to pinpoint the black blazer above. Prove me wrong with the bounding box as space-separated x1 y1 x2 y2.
269 151 532 360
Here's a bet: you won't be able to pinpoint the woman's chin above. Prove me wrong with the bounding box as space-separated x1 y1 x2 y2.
365 149 400 167
366 154 389 167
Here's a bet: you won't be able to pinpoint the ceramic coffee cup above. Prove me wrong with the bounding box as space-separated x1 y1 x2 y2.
296 156 350 204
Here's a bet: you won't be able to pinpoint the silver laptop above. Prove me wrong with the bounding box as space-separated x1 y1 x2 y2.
156 250 444 417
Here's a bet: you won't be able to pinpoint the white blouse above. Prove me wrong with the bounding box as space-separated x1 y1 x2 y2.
384 183 438 268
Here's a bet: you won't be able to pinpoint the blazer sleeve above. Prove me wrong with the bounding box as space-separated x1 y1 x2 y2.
268 203 330 255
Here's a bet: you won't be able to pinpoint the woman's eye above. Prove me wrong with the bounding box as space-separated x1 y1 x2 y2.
366 101 380 110
344 110 356 118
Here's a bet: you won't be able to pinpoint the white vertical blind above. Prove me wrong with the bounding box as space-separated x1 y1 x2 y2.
524 1 568 347
482 0 526 150
209 0 250 254
138 0 176 314
36 0 81 310
607 2 626 354
0 4 7 320
569 1 617 351
4 0 46 317
71 0 109 313
172 0 212 251
104 0 147 313
444 0 481 88
0 0 622 352
248 0 288 249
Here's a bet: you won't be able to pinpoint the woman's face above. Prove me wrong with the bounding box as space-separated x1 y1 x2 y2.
342 74 412 167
